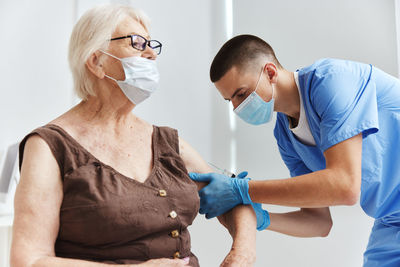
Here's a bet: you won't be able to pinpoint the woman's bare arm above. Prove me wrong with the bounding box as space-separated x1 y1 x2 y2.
11 135 64 266
11 135 187 267
179 137 257 266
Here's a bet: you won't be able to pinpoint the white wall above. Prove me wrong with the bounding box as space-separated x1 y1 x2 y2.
0 1 75 265
396 0 400 77
0 0 398 267
0 0 74 149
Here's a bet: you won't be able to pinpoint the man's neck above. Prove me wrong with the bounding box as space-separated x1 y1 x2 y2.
274 69 300 120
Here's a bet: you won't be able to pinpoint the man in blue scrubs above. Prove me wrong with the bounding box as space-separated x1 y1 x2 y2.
189 34 400 266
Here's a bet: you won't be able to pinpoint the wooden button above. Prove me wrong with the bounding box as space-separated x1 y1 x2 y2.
169 211 177 218
173 251 180 259
159 190 167 197
171 230 179 238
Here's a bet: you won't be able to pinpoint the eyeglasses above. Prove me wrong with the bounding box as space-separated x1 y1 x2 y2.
110 34 162 55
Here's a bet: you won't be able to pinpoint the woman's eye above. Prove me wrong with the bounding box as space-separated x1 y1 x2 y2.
132 42 142 49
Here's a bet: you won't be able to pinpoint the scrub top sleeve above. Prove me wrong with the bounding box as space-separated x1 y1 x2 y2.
274 117 312 177
277 141 312 177
311 71 379 152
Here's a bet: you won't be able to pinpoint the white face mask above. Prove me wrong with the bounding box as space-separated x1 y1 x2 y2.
100 50 160 105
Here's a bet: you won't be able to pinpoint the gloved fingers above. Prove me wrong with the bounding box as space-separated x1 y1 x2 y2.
236 171 248 179
189 172 215 183
206 206 236 219
205 209 222 219
199 207 206 215
199 197 209 215
198 188 217 215
200 205 217 217
249 202 270 231
198 186 210 199
256 210 270 231
200 204 218 218
204 202 222 219
205 212 216 219
206 201 241 219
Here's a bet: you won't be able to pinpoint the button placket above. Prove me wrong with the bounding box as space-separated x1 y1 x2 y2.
155 171 183 260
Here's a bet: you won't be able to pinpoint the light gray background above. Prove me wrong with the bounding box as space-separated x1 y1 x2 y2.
0 0 399 266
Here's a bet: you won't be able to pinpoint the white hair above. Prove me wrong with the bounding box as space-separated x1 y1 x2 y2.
68 4 150 100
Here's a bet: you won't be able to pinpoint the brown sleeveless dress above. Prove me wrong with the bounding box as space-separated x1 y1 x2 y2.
19 124 200 266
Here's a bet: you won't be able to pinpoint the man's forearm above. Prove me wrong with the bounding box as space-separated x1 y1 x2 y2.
268 208 332 237
249 168 360 207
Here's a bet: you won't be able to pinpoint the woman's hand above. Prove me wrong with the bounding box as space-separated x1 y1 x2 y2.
138 257 190 267
220 247 256 267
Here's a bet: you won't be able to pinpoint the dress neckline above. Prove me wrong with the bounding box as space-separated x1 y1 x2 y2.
46 123 158 185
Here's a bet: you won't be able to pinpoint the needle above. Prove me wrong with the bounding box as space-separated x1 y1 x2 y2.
208 162 236 177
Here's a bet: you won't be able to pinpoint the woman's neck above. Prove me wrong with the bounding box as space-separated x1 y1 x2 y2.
71 81 136 129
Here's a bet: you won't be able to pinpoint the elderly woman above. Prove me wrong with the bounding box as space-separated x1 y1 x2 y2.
10 4 256 267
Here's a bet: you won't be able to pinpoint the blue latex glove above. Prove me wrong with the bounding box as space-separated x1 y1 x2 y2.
251 202 270 230
235 173 270 230
189 172 252 218
236 171 248 178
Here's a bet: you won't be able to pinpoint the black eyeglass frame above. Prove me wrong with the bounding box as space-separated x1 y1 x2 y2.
110 34 162 55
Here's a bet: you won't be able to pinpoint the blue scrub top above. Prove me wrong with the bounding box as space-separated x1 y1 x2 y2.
273 58 400 220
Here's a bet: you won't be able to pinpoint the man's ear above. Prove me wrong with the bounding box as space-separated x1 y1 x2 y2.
263 62 278 83
85 51 105 79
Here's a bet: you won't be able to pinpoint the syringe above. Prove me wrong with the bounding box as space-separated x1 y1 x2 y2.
208 162 236 178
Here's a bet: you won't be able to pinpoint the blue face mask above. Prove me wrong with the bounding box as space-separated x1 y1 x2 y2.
234 68 275 125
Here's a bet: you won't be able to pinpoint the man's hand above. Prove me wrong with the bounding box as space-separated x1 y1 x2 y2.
189 172 252 218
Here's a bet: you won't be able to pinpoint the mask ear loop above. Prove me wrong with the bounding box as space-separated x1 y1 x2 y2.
271 83 275 100
256 64 275 101
99 50 121 82
99 50 122 61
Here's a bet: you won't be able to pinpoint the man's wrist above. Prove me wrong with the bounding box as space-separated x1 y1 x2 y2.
235 177 252 205
257 208 270 230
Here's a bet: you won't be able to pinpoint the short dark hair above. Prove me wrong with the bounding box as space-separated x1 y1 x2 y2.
210 34 282 83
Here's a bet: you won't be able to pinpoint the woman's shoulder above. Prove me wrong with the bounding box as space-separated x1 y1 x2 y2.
19 122 80 176
21 123 70 146
151 124 179 154
20 123 64 149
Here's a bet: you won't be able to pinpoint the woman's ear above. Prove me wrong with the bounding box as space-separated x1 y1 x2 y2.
85 51 105 79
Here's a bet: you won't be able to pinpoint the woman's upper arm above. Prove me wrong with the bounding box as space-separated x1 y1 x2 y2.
178 137 212 190
11 135 63 266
